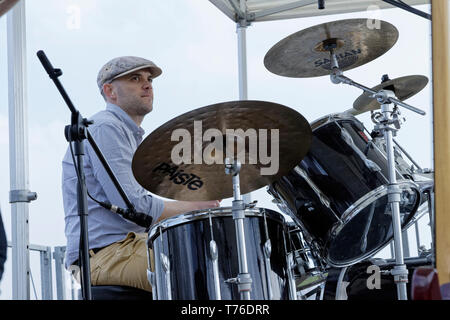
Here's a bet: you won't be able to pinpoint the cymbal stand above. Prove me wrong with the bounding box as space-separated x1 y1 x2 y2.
326 47 426 300
375 96 410 300
225 158 252 300
326 47 426 116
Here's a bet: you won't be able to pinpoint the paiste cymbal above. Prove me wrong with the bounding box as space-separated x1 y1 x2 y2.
352 75 429 114
264 18 399 78
132 100 312 201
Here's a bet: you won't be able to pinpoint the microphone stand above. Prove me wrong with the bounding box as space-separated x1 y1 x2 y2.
37 50 152 300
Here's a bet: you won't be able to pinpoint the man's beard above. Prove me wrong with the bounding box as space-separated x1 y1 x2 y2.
124 96 153 116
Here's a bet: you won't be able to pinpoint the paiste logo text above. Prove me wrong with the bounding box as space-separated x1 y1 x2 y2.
170 120 280 176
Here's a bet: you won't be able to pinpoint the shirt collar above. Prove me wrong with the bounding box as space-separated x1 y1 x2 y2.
106 102 145 138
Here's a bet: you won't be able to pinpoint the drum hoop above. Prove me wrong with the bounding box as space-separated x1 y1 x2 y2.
335 179 420 230
147 206 286 246
310 112 359 131
326 179 421 267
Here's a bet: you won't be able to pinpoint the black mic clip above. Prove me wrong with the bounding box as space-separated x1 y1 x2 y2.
120 207 153 231
102 202 153 231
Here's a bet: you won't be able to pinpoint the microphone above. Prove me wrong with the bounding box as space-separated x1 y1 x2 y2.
37 50 63 79
98 201 153 229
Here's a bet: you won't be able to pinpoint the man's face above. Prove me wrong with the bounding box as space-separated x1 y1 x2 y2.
108 69 154 118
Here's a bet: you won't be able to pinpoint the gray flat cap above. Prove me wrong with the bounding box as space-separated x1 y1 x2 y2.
97 56 162 93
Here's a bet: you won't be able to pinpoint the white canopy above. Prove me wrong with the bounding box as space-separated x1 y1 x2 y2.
210 0 429 22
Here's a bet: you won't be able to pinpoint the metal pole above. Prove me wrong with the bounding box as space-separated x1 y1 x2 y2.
53 246 67 300
237 21 248 101
226 159 252 300
39 247 53 300
237 0 251 204
7 0 33 300
381 100 409 300
415 221 421 255
402 230 410 258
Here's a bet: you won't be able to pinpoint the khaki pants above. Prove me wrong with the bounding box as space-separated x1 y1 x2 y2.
73 232 153 292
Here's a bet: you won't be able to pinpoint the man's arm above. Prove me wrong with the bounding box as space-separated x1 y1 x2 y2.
87 123 220 225
157 200 220 223
87 123 166 222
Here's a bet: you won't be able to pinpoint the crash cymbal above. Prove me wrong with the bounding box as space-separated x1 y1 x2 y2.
132 100 312 201
352 75 429 114
264 18 399 78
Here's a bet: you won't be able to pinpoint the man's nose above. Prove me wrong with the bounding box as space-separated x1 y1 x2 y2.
143 79 152 89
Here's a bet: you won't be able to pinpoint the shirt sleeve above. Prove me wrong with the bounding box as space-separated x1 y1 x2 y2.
85 123 165 224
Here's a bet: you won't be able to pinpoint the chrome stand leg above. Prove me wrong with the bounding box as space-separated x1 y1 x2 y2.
225 159 252 300
379 101 409 300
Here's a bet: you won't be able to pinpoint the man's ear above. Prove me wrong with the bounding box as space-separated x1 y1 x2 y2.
103 83 115 101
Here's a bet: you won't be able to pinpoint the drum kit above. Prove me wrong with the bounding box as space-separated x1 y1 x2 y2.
132 18 433 300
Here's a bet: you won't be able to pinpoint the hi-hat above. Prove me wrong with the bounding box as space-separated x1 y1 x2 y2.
264 18 399 78
132 100 312 201
352 75 429 114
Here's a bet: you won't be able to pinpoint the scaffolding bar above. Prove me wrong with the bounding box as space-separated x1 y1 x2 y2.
7 0 31 300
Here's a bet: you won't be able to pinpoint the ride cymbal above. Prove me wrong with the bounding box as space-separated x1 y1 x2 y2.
264 18 399 78
132 100 312 201
352 75 429 114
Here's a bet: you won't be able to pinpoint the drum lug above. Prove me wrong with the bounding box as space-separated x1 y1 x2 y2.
263 240 274 300
160 253 172 300
147 269 157 300
210 240 218 260
209 240 222 300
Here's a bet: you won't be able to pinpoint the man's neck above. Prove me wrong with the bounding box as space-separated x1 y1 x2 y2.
107 101 144 128
129 114 144 127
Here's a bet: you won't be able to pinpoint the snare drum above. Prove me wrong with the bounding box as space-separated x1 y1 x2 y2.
268 113 421 267
147 207 297 300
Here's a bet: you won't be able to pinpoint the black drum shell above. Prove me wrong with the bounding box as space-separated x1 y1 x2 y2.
148 208 294 300
269 114 420 266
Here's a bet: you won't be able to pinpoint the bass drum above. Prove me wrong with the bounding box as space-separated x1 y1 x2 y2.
268 113 421 267
323 256 432 300
147 207 297 300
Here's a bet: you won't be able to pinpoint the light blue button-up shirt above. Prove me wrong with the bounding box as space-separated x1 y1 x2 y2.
62 103 165 268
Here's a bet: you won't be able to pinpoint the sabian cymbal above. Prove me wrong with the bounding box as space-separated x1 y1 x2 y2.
132 100 312 201
264 18 399 78
352 75 429 114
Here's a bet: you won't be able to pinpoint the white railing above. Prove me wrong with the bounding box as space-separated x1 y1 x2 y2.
6 243 75 300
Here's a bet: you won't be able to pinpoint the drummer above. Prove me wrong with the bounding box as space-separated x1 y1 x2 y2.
62 56 220 293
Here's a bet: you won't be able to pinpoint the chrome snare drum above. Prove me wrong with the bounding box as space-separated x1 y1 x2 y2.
268 113 421 267
147 207 297 300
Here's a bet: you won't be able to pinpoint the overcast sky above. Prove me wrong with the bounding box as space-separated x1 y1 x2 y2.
0 1 433 299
